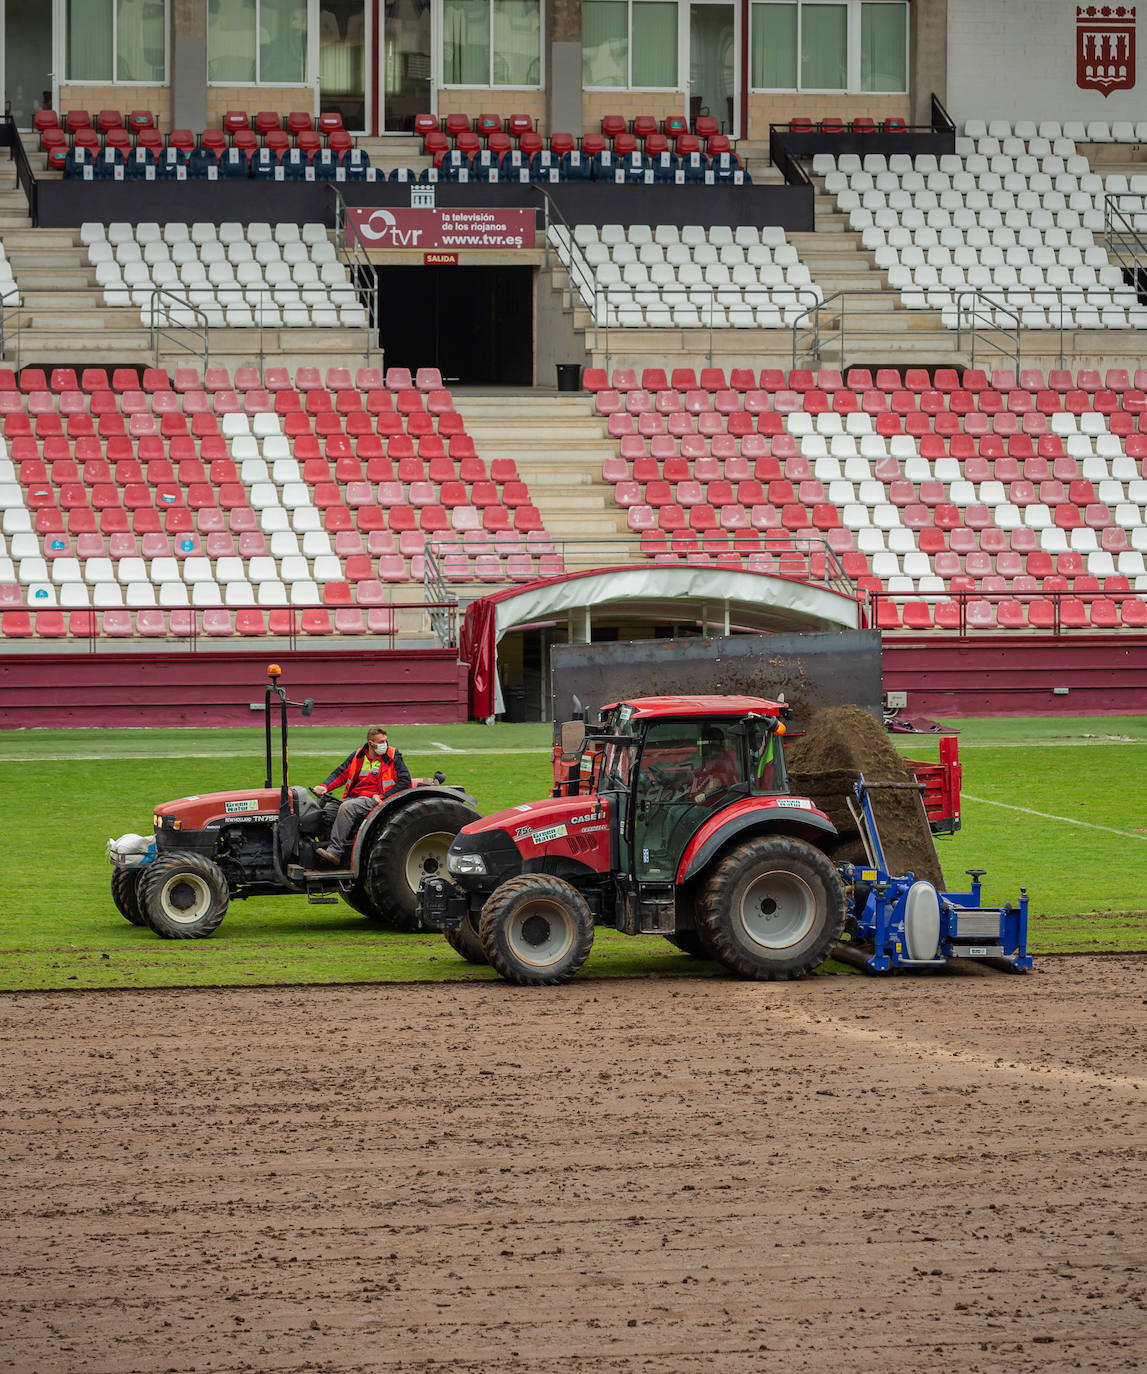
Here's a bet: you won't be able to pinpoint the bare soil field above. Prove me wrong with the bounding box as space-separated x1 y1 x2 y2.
2 957 1145 1374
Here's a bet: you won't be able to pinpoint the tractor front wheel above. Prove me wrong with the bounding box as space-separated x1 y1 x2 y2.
479 875 594 986
698 837 844 980
363 795 479 932
111 867 147 926
445 911 488 965
139 852 230 939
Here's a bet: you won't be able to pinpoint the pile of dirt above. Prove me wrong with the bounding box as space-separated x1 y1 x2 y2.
785 705 945 887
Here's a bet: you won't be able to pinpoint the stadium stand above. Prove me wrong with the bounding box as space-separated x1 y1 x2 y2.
815 123 1147 330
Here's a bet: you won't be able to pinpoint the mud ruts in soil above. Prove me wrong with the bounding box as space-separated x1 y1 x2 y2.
2 957 1144 1373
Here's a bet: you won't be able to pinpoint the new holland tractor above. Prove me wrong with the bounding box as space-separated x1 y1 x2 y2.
418 693 1032 986
107 666 479 938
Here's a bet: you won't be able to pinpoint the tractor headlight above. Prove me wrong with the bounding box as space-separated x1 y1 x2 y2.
448 851 487 876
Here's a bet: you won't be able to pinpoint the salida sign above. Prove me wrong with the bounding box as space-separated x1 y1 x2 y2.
348 208 535 250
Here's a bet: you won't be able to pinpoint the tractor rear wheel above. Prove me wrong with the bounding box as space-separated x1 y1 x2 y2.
111 867 146 926
478 875 594 986
445 911 488 964
698 836 844 980
139 852 229 940
363 795 479 932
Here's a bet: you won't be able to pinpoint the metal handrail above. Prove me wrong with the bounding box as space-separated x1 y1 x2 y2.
574 281 824 374
872 586 1147 636
328 182 380 366
12 600 455 650
1103 192 1147 294
147 285 211 369
953 290 1021 372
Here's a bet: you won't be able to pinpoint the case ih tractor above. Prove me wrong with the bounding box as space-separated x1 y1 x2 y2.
419 694 849 984
107 666 479 939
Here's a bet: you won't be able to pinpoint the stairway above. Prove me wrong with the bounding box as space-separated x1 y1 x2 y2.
453 393 629 552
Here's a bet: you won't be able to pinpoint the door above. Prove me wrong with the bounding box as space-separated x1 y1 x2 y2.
320 0 370 133
383 0 432 132
689 1 736 136
633 720 743 883
5 0 54 128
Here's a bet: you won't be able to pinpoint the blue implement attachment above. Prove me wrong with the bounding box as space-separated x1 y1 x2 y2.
834 777 1032 974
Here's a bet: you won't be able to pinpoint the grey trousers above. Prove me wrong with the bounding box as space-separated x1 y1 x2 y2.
322 796 379 857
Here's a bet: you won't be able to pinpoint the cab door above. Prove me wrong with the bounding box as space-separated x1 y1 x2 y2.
632 720 743 883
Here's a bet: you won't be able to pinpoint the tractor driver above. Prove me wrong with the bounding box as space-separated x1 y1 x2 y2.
690 727 739 804
313 726 411 867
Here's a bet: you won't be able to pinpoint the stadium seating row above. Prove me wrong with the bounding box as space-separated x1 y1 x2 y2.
815 138 1147 329
554 224 815 327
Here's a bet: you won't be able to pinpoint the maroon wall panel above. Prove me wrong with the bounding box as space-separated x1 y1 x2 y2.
0 649 470 728
882 634 1147 717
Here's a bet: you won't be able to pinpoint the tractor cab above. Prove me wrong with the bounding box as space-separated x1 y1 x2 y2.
585 700 790 888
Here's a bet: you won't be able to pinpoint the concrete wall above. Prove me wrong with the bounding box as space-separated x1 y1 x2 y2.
883 633 1147 716
947 0 1146 125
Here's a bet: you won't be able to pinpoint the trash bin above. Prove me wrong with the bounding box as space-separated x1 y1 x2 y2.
555 363 582 392
502 686 528 722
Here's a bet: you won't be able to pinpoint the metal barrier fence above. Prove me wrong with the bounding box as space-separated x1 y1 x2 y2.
5 599 460 651
871 587 1147 633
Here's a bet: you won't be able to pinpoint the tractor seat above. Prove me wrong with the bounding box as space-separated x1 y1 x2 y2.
292 787 326 836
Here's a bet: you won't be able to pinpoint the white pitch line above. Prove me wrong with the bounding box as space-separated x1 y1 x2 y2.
431 741 460 752
1 747 546 762
963 791 1147 839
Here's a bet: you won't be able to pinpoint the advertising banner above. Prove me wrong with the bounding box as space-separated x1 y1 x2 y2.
347 207 535 251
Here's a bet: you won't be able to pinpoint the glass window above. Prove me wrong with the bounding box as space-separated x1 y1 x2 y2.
747 720 788 794
750 0 905 91
443 0 491 84
209 0 307 83
494 0 540 84
583 0 628 87
208 0 257 81
801 3 846 88
261 0 308 82
117 0 167 82
861 1 906 91
442 0 541 85
584 0 678 88
632 2 678 86
751 2 797 88
68 0 166 83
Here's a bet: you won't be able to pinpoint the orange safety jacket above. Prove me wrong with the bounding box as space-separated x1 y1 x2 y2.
321 745 411 800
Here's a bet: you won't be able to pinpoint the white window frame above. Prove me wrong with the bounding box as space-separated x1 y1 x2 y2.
205 0 315 88
688 0 742 139
582 0 684 93
57 0 171 87
749 0 908 95
435 0 545 91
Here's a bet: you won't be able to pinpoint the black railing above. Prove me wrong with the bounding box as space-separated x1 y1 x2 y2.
930 93 956 136
8 120 37 222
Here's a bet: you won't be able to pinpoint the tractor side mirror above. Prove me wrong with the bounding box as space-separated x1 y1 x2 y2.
559 720 586 762
301 698 314 717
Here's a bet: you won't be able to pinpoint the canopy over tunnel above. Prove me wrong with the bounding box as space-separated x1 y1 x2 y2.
460 566 862 718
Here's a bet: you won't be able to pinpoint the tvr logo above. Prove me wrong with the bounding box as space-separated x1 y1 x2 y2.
355 210 424 245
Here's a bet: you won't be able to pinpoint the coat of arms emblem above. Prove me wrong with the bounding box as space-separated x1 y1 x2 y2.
1077 5 1136 95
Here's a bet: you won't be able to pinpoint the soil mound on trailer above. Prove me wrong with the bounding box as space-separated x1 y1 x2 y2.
785 705 945 887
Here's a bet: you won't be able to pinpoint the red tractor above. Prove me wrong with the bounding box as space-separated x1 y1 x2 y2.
418 695 847 985
107 666 480 938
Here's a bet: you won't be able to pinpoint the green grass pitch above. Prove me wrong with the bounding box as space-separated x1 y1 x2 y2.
0 715 1143 992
